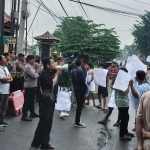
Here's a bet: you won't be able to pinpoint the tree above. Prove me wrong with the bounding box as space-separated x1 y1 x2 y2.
52 16 120 62
132 11 150 57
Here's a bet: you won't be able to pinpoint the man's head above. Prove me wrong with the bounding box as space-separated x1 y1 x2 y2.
26 55 35 65
75 59 81 67
42 57 55 70
111 61 116 67
136 70 146 82
9 51 16 59
80 58 85 67
18 53 25 62
0 55 7 66
3 53 10 61
86 62 93 70
98 63 105 69
34 55 41 63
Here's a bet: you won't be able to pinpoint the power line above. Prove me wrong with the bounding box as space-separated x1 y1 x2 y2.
27 4 41 35
46 0 60 15
70 0 142 17
58 0 69 16
82 0 91 18
34 0 61 23
133 0 150 6
104 0 144 13
77 0 89 19
69 1 78 15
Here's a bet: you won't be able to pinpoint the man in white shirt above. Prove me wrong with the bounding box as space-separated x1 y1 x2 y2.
0 55 13 131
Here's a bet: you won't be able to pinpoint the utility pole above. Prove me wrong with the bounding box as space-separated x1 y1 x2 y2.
0 0 5 55
17 0 29 55
15 0 20 52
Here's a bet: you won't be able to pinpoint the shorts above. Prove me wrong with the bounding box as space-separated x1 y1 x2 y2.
89 91 94 95
98 85 108 98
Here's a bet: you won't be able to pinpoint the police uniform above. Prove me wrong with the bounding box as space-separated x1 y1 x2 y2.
21 55 39 121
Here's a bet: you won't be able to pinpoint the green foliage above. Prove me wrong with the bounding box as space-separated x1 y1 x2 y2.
52 16 120 62
132 11 150 57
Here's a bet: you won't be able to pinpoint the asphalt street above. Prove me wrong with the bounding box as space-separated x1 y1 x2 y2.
0 100 137 150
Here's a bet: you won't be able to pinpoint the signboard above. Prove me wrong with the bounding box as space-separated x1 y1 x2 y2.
6 36 16 44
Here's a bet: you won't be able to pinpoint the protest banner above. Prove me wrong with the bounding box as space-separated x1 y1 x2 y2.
126 55 147 78
107 90 116 108
146 56 150 63
94 68 108 87
113 70 131 91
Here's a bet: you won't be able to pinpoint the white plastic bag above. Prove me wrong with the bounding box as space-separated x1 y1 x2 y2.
55 89 72 111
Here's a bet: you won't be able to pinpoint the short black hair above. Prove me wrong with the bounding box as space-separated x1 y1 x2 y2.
26 55 34 62
98 63 105 68
42 57 51 68
136 70 146 81
80 58 85 63
0 55 2 61
18 53 25 57
119 67 128 73
112 61 116 64
75 59 81 67
86 62 94 69
3 53 9 57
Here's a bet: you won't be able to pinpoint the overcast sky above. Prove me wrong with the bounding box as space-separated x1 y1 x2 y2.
5 0 150 48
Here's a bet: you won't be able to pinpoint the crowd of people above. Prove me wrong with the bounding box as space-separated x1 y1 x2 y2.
0 52 150 150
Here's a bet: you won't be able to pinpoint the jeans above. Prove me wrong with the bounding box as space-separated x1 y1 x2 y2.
118 107 129 137
0 94 9 122
22 88 36 116
75 90 84 124
31 103 55 148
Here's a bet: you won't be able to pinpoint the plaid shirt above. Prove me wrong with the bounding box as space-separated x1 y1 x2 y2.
107 66 119 80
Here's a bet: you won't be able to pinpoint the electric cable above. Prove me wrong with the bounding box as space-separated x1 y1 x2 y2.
104 0 144 13
69 0 78 15
70 0 142 17
58 0 69 16
77 0 89 19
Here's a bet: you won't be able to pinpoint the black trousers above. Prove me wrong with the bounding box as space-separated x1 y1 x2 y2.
75 90 84 124
31 103 55 148
118 107 129 137
22 88 36 116
0 94 9 122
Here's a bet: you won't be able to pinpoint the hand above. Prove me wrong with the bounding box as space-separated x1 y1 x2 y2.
137 144 143 150
56 70 62 76
87 81 91 85
129 80 134 86
36 69 41 73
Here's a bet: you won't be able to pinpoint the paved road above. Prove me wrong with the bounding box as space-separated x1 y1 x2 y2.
0 100 137 150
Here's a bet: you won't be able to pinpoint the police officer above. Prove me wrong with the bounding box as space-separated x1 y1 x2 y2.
15 53 25 91
8 51 17 93
21 55 40 121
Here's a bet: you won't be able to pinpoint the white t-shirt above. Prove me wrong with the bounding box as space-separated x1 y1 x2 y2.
0 66 10 94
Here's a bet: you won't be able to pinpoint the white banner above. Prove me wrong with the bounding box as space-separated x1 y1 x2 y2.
55 89 71 111
107 90 117 108
146 56 150 63
113 70 131 91
94 68 108 87
126 55 147 78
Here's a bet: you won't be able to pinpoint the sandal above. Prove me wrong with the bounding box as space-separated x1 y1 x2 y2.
120 135 132 141
95 105 102 109
85 103 89 105
113 122 120 127
97 120 107 125
127 132 135 137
